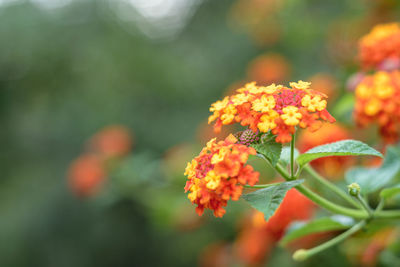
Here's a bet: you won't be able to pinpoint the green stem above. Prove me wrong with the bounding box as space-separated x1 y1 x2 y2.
374 209 400 219
276 163 291 180
355 194 373 218
304 165 360 208
274 162 400 220
290 133 295 178
375 199 385 213
296 185 368 219
244 182 283 188
293 220 366 261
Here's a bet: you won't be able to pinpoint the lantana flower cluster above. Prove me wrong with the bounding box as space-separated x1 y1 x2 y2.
208 81 335 143
354 71 400 143
359 23 400 69
184 134 259 217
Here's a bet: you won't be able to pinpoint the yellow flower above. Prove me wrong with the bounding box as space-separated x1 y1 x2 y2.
361 23 400 46
257 110 278 132
188 178 201 201
251 95 276 112
364 99 382 116
210 97 229 112
374 72 394 99
205 171 221 190
206 138 217 150
237 82 258 93
301 95 327 112
231 93 250 106
220 104 237 124
355 84 373 99
259 83 281 94
184 160 197 178
281 106 302 126
290 80 311 90
211 147 228 164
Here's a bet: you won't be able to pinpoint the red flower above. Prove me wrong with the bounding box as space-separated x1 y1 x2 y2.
68 154 105 197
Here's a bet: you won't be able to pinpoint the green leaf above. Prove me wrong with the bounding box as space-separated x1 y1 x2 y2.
242 179 304 221
346 146 400 194
251 140 282 167
380 185 400 200
297 140 382 167
280 216 354 246
279 146 299 167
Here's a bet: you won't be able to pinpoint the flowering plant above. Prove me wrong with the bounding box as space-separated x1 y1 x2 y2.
184 22 400 260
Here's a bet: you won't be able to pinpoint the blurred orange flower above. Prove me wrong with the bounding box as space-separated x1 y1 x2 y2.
68 154 105 197
354 70 400 143
309 73 338 99
359 22 400 69
88 125 133 158
247 53 291 85
298 123 353 179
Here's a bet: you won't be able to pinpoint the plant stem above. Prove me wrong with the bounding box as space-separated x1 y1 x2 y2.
290 133 295 178
296 185 368 219
244 182 283 188
293 220 366 261
304 165 360 208
274 161 400 220
276 163 291 180
355 194 373 218
375 199 385 213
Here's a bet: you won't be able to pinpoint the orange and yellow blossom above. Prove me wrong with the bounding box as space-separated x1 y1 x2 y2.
208 81 335 143
354 71 400 143
359 22 400 69
184 135 259 217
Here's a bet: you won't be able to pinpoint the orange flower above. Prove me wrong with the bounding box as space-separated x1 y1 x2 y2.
208 81 335 143
234 189 315 265
68 154 105 197
353 70 400 143
184 135 259 217
298 124 352 179
309 73 338 98
247 53 291 85
88 125 133 158
359 22 400 69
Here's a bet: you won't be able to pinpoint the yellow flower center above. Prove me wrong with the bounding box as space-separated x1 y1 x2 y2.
257 110 278 132
301 95 327 112
205 171 221 190
251 95 276 112
281 106 302 126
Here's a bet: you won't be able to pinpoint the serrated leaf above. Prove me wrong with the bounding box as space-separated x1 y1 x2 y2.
280 216 354 246
297 140 382 167
251 140 282 167
380 185 400 200
242 180 304 221
279 146 299 167
346 146 400 195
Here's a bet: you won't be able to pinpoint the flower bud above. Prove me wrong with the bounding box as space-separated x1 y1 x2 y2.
293 249 309 261
348 182 361 196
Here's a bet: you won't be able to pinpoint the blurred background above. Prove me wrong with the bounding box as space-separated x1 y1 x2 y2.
1 0 399 266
